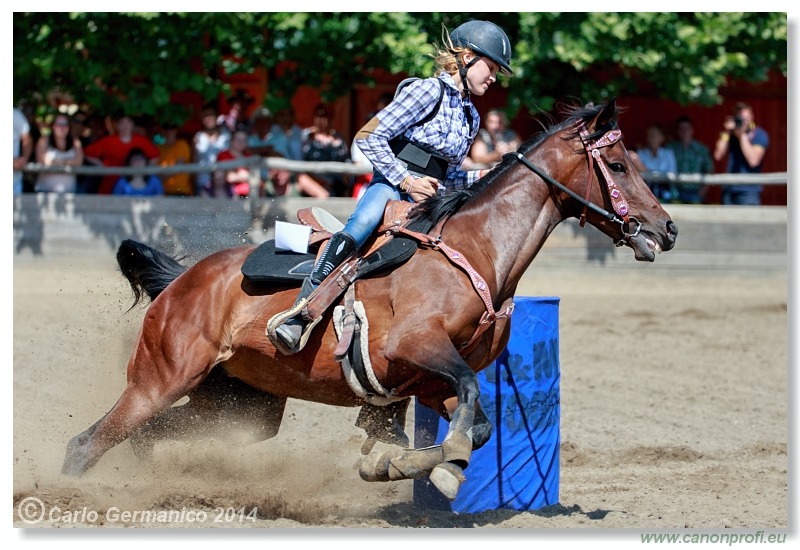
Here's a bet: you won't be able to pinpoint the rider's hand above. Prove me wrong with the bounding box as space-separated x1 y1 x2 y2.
408 176 440 202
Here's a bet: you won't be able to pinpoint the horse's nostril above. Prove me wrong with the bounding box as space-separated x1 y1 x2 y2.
666 220 678 238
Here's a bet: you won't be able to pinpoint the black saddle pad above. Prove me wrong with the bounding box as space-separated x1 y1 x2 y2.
241 240 315 284
241 217 435 285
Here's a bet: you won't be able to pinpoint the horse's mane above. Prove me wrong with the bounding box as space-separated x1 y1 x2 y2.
409 101 619 227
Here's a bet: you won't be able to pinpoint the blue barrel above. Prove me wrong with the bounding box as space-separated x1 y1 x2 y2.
413 296 561 513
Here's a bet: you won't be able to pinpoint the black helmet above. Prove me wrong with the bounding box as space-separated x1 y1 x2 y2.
450 20 513 77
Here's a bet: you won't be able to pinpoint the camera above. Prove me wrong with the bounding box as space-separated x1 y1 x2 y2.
734 116 744 129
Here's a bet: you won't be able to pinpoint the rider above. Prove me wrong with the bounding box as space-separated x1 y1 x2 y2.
272 20 514 353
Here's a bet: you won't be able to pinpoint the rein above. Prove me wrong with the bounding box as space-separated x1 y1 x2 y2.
512 122 642 247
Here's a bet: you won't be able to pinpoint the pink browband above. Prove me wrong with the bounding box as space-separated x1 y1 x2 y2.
578 124 630 226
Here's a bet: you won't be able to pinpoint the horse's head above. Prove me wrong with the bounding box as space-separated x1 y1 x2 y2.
550 98 678 261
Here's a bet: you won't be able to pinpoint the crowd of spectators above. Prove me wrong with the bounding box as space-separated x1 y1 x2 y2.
13 97 364 200
13 97 771 205
631 105 770 205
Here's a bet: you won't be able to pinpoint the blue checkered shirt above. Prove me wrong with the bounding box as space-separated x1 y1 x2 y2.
355 72 481 191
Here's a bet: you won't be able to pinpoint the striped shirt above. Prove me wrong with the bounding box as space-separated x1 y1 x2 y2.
355 72 481 191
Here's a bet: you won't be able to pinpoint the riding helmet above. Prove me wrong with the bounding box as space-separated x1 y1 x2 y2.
450 20 513 77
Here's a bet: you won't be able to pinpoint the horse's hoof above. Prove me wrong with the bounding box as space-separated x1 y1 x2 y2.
429 462 466 501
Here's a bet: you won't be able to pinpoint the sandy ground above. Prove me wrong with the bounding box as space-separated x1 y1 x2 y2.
11 253 789 534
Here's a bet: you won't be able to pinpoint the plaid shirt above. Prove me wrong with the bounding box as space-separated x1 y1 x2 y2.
355 72 481 191
666 139 713 175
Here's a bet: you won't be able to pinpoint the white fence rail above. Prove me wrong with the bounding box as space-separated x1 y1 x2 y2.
21 157 787 186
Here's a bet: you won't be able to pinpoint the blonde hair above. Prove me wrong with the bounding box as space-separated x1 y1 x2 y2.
432 26 471 76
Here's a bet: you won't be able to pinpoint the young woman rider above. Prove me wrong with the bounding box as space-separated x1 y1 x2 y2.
271 19 514 353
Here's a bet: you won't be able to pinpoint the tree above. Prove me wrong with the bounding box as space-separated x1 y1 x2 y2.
13 12 787 120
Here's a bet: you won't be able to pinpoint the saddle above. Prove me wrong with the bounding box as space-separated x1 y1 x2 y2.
244 201 429 355
245 201 514 399
241 202 422 285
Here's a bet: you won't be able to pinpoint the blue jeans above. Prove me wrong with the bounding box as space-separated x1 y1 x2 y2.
343 174 410 247
722 185 762 206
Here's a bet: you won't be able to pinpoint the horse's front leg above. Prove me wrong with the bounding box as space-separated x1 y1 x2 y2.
358 398 493 485
384 324 479 499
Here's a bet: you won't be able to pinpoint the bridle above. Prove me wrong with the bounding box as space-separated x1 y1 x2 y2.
386 120 641 373
513 121 642 247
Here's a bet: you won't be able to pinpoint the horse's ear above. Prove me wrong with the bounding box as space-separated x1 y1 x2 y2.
597 97 618 127
588 97 618 132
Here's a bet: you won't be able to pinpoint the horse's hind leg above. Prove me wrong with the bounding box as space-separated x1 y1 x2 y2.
62 330 222 477
130 367 287 460
62 382 185 476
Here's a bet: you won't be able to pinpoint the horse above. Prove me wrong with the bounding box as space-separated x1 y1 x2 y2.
62 98 677 500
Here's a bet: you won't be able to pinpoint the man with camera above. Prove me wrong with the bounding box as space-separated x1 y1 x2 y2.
713 102 770 205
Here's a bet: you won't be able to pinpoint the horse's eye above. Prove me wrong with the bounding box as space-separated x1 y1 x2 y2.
609 162 626 173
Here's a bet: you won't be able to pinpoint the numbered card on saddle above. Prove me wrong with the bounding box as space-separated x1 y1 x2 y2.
274 221 312 254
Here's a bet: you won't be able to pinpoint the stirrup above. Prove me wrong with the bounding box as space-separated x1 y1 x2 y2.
271 311 306 353
266 300 305 355
267 298 323 355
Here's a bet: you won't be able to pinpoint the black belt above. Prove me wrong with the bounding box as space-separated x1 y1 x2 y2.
388 136 449 181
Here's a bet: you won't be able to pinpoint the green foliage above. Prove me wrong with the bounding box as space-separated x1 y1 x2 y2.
13 12 787 122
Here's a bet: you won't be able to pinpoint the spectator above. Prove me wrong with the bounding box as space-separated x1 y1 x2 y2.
157 122 193 196
469 109 520 166
20 102 42 193
112 147 164 196
713 102 769 205
218 88 255 133
70 110 102 194
269 106 304 162
86 111 109 142
247 107 296 196
256 106 303 196
246 107 276 157
193 104 231 197
247 107 275 185
666 115 714 204
13 107 32 196
83 113 161 194
34 112 84 193
637 124 678 203
215 129 260 198
70 110 90 145
298 103 351 198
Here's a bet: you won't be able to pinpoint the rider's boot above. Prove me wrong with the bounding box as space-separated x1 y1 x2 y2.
273 231 357 352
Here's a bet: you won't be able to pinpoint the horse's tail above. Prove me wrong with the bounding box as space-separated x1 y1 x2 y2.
116 239 187 309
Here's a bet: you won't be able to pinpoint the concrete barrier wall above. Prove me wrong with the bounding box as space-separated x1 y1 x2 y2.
12 194 787 276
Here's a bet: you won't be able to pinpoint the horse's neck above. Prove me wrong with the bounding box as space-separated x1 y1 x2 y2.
446 148 566 300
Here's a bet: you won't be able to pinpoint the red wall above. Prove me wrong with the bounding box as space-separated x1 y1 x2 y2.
613 73 787 205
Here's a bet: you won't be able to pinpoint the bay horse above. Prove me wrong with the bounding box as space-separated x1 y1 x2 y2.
62 99 677 500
